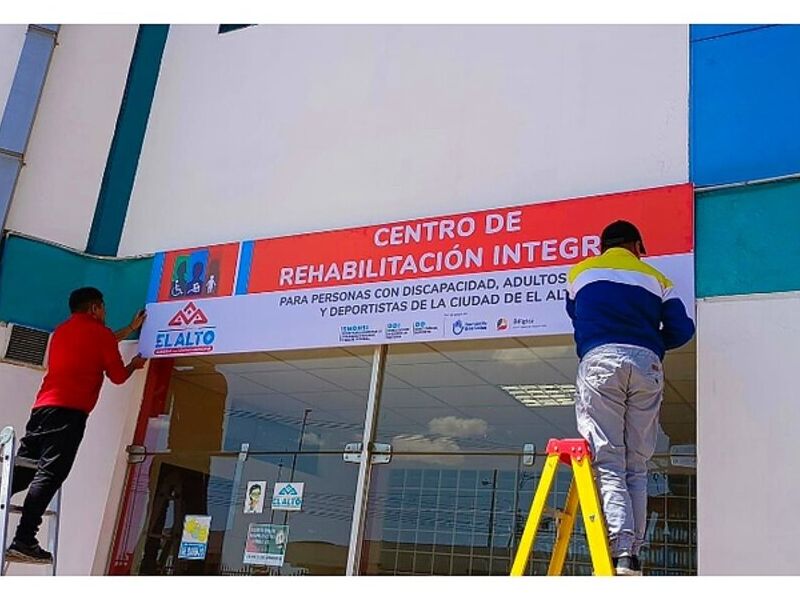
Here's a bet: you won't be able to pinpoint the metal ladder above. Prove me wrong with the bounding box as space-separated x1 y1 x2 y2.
0 426 61 575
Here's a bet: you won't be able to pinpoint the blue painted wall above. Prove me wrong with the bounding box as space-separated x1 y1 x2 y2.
691 25 800 186
690 25 772 42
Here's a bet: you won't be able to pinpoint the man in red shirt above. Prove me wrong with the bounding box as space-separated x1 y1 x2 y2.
7 287 147 563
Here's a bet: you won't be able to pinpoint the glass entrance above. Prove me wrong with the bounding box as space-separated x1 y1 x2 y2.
111 337 696 575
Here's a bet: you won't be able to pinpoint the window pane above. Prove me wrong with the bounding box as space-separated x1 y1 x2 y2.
142 347 374 453
111 453 358 575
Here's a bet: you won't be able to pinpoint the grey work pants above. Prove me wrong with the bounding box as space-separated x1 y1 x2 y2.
575 343 664 557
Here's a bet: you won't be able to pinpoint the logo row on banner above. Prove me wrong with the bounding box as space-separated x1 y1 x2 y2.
139 184 694 357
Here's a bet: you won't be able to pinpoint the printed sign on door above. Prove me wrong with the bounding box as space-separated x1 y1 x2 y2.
271 482 304 511
178 515 211 560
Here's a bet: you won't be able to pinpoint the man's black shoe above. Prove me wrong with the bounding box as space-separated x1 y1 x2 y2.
630 555 643 575
6 540 53 564
613 555 642 576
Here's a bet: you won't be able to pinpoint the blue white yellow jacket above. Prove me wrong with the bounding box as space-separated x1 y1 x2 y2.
566 248 695 360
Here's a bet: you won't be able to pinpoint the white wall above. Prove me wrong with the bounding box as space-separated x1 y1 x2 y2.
0 25 26 119
697 292 800 575
0 361 46 449
0 342 146 575
119 24 688 255
5 25 138 250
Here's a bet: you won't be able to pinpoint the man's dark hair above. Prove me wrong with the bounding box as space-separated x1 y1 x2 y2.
249 484 262 494
600 220 647 254
69 287 104 313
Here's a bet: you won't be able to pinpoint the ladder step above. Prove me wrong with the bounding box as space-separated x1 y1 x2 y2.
9 504 57 517
14 457 38 470
4 551 54 565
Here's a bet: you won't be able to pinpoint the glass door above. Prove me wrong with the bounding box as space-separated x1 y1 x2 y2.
358 337 697 576
110 348 375 575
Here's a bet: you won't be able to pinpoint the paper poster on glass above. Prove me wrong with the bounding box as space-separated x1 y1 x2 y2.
243 523 289 567
178 515 211 560
243 480 266 514
271 482 304 511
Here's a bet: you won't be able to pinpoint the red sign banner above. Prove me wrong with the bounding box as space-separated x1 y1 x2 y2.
246 184 692 294
140 184 694 357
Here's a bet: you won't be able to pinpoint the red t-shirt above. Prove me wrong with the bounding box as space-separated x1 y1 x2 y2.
33 313 130 414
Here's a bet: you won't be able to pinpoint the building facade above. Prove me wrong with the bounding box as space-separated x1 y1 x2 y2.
0 24 797 575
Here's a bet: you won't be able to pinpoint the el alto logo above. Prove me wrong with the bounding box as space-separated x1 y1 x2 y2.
168 302 209 326
155 302 216 355
274 483 303 510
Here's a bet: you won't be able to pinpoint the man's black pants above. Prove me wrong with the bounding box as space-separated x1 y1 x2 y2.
11 407 87 545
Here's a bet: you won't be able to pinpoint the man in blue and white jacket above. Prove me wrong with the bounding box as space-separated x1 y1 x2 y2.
566 220 695 576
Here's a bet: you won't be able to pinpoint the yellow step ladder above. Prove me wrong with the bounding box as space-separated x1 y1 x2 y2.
510 438 614 576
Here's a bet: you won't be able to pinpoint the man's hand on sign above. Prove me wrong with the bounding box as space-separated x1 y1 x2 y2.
129 354 147 370
115 309 147 342
130 309 147 332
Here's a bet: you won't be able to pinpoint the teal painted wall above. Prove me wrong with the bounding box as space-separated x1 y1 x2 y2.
696 179 800 297
0 234 152 331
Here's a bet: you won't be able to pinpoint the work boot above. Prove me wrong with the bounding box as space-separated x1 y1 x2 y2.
7 539 53 564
